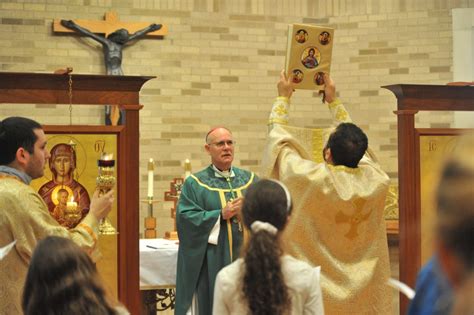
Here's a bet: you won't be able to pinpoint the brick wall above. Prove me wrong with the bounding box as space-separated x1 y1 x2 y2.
1 0 472 236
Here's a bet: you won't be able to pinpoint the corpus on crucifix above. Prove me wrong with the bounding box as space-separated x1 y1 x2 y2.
60 19 161 76
54 12 167 125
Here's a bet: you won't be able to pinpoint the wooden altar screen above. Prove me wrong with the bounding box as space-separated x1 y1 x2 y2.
382 84 474 314
0 72 154 315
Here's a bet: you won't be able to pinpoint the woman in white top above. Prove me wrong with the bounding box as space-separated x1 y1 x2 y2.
213 179 324 315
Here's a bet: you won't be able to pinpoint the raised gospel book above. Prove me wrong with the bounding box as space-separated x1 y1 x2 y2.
285 23 335 90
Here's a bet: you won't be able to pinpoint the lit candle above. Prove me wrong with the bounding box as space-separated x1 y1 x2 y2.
148 158 154 198
66 196 78 212
184 159 192 179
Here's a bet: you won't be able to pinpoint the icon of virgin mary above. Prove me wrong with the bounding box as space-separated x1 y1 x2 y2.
38 143 91 228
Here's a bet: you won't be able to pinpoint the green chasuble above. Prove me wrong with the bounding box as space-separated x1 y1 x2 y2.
175 165 257 315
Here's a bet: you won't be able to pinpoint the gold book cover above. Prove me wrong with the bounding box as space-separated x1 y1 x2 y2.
285 23 335 90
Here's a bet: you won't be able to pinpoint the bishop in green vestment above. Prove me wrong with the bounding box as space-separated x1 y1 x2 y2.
175 127 258 315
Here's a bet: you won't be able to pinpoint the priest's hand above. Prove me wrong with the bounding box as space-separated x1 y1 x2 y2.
277 69 294 99
90 189 115 220
221 197 243 220
321 73 336 104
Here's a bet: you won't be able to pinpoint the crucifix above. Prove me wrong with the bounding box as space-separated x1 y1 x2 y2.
164 178 183 240
53 11 168 125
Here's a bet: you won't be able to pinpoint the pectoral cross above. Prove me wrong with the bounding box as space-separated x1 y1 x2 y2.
225 177 242 232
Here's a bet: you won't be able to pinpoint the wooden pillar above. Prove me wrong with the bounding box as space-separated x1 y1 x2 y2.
0 72 155 315
119 104 143 314
383 83 474 315
395 109 419 314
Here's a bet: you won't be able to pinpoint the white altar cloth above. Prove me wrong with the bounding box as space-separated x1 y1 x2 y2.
140 238 179 290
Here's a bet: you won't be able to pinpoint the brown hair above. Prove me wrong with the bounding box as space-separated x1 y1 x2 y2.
22 236 119 315
240 179 292 315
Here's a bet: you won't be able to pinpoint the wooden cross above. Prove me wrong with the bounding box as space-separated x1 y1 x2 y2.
163 178 183 240
53 11 167 126
53 11 168 37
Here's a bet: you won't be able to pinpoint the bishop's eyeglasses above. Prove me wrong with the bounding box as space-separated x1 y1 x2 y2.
208 140 236 148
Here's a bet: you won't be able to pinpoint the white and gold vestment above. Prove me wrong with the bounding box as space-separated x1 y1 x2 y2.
262 97 392 314
0 174 100 314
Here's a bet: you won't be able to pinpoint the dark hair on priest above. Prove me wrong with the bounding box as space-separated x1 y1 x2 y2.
0 116 42 165
326 122 368 168
22 236 120 315
240 179 293 315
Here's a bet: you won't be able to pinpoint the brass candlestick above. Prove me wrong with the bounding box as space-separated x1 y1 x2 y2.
97 153 117 235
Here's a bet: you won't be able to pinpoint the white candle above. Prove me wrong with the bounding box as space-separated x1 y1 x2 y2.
184 159 191 179
147 158 154 198
66 196 77 211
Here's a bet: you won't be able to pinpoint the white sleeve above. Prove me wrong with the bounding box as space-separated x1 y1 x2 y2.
268 96 290 131
208 215 221 244
327 99 352 125
304 266 325 315
212 270 230 315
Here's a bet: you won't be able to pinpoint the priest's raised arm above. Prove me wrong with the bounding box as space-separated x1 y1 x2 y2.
261 71 392 314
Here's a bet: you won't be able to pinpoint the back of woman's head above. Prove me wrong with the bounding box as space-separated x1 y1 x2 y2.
242 179 292 231
22 236 117 315
241 179 292 315
436 134 474 275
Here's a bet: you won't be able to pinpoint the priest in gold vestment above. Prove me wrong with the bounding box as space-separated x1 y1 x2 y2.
262 72 392 314
0 117 114 314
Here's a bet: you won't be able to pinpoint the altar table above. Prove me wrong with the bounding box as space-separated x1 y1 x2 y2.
140 238 179 313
